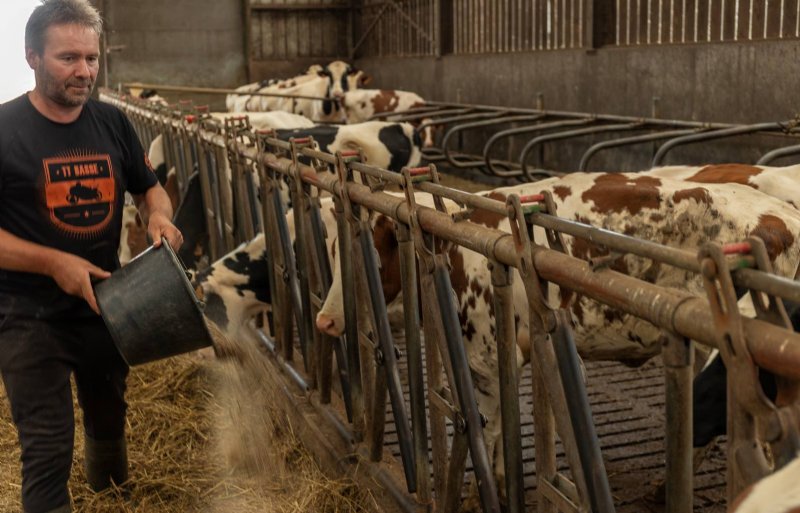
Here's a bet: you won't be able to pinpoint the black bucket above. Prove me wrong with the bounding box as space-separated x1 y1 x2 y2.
95 239 213 366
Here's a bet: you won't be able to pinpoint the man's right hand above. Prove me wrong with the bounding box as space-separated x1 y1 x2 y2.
47 252 111 315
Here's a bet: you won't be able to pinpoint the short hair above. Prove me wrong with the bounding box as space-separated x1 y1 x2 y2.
25 0 103 55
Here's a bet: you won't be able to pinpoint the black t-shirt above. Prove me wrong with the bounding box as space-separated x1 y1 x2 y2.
0 94 158 319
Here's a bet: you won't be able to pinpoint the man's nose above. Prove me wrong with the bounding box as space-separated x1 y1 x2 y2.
74 59 91 78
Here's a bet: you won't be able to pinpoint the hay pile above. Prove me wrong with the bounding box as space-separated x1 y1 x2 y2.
0 335 375 513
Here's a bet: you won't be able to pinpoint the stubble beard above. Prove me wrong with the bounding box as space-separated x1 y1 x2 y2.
37 63 94 107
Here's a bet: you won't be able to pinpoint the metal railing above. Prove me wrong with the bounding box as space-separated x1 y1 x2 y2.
104 89 800 513
370 99 800 178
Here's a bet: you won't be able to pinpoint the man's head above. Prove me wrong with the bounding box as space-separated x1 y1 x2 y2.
25 0 103 108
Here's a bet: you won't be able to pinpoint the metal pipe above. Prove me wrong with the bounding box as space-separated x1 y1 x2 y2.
253 328 311 392
120 82 333 102
335 198 364 439
434 262 501 513
483 118 594 177
395 224 432 504
518 122 644 181
550 313 616 513
360 223 418 492
491 263 524 513
440 114 545 170
652 122 790 166
757 143 800 165
302 173 800 378
578 128 702 171
662 332 694 513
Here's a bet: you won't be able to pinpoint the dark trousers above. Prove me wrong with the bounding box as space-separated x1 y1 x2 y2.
0 315 128 513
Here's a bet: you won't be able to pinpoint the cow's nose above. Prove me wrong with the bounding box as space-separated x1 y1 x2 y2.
315 314 343 337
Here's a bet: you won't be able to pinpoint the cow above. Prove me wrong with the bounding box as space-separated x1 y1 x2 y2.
315 173 800 495
235 61 370 123
729 454 800 513
341 89 426 124
341 89 435 148
118 169 180 266
192 195 338 345
642 163 800 208
275 121 423 172
118 112 316 264
225 65 323 112
193 234 271 344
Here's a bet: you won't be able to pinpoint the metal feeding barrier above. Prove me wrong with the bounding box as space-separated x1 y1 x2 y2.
371 100 800 179
104 90 800 513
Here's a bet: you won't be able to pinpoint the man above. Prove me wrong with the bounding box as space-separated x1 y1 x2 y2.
0 1 183 512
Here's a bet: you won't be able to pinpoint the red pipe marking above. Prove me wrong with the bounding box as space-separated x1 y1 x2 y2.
722 242 751 255
340 150 360 157
409 167 430 176
292 137 312 144
519 194 545 203
184 115 197 123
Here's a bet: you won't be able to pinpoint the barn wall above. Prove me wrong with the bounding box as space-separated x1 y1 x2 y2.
356 40 800 169
357 40 798 123
101 0 247 90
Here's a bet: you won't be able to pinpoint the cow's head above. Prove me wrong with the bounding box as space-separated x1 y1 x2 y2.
319 61 368 116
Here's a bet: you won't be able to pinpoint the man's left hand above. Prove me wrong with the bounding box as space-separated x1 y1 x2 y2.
148 213 184 251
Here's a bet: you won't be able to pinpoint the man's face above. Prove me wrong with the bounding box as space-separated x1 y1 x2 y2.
26 23 100 107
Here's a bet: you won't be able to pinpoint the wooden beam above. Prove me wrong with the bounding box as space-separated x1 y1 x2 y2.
250 3 350 11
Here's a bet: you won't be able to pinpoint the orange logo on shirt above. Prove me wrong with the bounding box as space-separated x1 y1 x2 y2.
43 154 116 236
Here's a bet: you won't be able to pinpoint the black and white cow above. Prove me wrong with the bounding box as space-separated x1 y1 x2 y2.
275 121 423 172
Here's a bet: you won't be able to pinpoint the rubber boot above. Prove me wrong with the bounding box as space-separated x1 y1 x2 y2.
84 435 128 492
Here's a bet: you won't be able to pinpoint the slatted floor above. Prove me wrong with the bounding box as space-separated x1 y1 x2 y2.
378 335 727 512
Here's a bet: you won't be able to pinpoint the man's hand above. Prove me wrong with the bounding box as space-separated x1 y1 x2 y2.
148 212 184 251
47 253 111 314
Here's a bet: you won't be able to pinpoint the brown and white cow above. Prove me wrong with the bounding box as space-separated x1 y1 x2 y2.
341 89 435 148
315 173 800 488
729 454 800 513
642 163 800 209
341 89 426 124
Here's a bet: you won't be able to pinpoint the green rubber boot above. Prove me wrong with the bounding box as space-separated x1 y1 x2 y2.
84 435 129 492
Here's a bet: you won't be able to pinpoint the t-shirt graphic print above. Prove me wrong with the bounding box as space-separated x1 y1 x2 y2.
44 152 116 237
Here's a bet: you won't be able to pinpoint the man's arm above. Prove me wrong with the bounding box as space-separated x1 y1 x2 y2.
0 228 110 314
132 183 183 251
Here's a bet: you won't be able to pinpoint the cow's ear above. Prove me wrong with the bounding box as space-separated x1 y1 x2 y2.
358 74 373 86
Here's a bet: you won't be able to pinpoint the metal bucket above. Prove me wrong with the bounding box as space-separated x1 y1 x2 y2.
95 239 213 366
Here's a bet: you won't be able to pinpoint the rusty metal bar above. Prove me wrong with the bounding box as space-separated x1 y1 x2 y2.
662 331 694 513
551 311 616 513
334 196 364 438
359 222 417 492
433 261 501 513
121 82 334 102
300 172 800 378
395 223 432 504
491 262 524 513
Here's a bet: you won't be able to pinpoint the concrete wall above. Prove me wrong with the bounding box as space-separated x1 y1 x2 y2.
101 0 246 106
357 41 800 171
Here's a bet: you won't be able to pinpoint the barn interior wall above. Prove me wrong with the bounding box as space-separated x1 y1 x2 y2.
101 0 247 103
356 40 799 169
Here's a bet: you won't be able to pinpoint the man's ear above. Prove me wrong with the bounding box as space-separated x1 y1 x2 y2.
25 48 39 70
